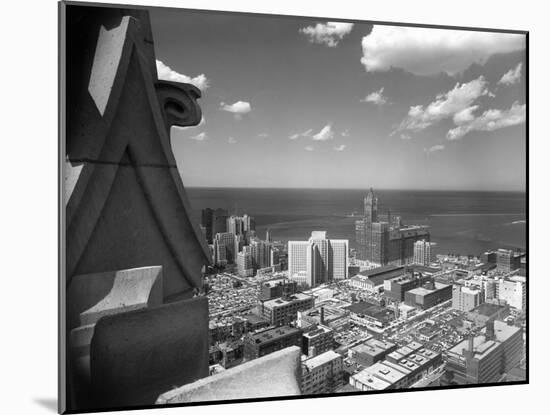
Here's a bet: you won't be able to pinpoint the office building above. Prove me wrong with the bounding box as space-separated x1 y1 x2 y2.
259 279 298 301
302 325 334 357
214 232 236 264
404 281 452 310
355 189 430 266
496 249 524 273
212 208 229 238
288 231 348 287
236 247 254 277
243 326 302 361
443 320 523 385
384 271 433 302
452 285 483 312
260 293 315 326
413 239 433 266
301 351 344 395
349 338 397 367
497 276 526 310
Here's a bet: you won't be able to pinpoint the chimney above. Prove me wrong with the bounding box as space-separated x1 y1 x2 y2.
320 307 325 325
468 335 474 352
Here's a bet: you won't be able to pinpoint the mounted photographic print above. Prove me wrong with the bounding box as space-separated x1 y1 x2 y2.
59 1 528 413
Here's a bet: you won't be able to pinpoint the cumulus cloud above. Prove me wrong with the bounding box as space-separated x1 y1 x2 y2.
398 76 490 132
300 22 354 47
304 145 314 151
341 129 350 137
289 128 314 140
361 87 388 105
425 144 445 154
334 144 346 151
190 132 208 141
220 101 252 119
228 136 237 144
312 124 334 141
400 133 412 140
156 60 209 91
257 132 269 138
498 62 523 86
447 101 526 140
361 26 525 76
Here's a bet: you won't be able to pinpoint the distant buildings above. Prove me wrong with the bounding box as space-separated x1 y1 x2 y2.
355 188 430 266
301 350 344 395
443 320 523 385
413 239 434 266
243 326 302 361
288 231 348 287
496 248 525 273
213 232 236 265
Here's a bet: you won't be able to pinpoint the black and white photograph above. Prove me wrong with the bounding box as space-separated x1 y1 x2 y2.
59 1 527 413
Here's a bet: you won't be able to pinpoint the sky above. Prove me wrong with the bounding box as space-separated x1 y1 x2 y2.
150 9 526 191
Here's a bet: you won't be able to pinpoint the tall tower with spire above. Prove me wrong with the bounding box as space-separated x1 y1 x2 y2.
364 188 378 224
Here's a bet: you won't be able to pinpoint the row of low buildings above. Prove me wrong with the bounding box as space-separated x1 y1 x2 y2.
451 274 526 312
350 341 443 391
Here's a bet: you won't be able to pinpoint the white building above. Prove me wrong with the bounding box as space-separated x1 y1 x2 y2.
413 239 433 266
301 350 343 395
497 276 526 310
288 231 348 287
452 285 483 312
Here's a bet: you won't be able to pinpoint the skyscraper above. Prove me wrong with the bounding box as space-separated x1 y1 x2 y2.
355 189 429 266
413 239 433 266
288 231 348 287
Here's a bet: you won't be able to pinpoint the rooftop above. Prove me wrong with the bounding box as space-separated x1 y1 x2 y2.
352 368 392 390
302 350 341 371
263 293 313 308
248 326 302 345
448 320 521 359
470 302 508 317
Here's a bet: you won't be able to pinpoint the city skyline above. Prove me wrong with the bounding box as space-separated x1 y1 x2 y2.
151 9 526 191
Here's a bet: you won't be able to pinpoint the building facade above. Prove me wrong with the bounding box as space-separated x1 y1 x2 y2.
301 351 344 395
288 231 348 287
355 189 430 266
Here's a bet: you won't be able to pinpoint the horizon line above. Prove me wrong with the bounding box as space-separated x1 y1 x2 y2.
183 185 526 193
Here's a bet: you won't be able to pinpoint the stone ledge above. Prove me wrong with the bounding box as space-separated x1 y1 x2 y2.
156 346 302 404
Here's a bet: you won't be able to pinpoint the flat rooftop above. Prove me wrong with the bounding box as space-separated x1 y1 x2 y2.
366 361 407 385
358 265 405 286
352 368 392 390
248 326 302 345
448 320 520 359
264 293 313 307
470 302 508 317
345 302 394 322
303 325 332 339
352 339 395 356
302 350 341 371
